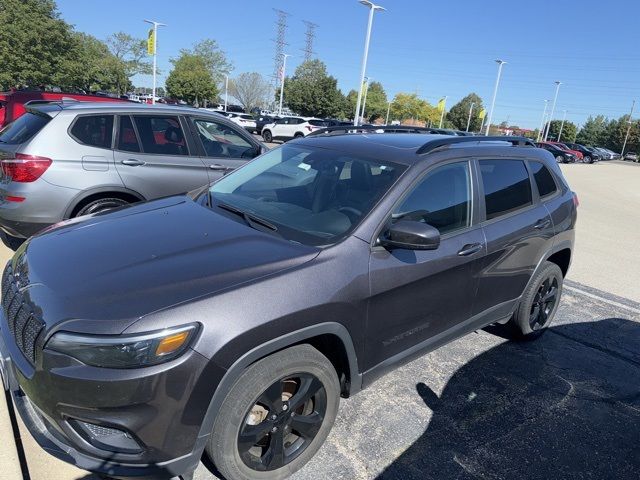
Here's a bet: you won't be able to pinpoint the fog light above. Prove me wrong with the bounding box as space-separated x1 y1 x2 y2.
71 420 142 454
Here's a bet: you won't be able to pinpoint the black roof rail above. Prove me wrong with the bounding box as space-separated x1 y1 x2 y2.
416 136 536 154
308 124 444 137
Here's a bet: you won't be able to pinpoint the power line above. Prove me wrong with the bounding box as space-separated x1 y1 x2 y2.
302 20 318 62
271 9 290 89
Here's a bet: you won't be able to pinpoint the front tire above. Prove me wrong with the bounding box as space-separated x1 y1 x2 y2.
508 261 563 339
207 345 340 480
262 130 273 143
555 155 565 163
584 155 592 164
294 132 304 139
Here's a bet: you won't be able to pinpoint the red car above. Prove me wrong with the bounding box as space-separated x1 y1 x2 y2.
0 89 129 129
543 141 584 160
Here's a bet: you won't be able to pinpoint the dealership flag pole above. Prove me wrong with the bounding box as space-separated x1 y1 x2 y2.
466 102 475 132
558 110 568 142
144 20 166 105
621 100 636 157
544 81 562 141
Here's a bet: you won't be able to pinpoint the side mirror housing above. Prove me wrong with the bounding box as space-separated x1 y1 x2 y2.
380 220 441 250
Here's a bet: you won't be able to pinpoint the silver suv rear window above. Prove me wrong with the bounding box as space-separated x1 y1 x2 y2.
0 112 50 145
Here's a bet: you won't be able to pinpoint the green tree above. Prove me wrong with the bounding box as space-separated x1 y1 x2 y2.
187 39 232 84
389 93 439 125
107 32 152 81
544 120 577 142
576 115 608 146
165 53 217 104
282 60 346 118
601 115 639 152
0 0 76 89
361 81 388 122
446 93 485 132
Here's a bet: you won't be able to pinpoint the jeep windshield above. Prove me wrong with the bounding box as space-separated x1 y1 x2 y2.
209 144 406 246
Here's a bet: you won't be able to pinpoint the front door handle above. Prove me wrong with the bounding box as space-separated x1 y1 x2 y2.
120 159 146 166
209 164 229 171
534 218 551 229
458 243 483 256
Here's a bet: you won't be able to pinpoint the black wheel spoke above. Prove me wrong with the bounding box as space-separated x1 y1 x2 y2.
529 304 540 325
542 286 557 303
264 428 285 469
288 375 323 412
259 380 283 412
290 412 324 439
238 421 273 453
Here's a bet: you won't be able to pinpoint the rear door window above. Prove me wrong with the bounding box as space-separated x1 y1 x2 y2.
0 112 50 145
70 115 114 149
479 159 533 220
133 116 189 156
529 161 557 198
117 116 141 152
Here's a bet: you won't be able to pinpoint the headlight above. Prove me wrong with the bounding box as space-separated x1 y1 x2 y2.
46 324 198 368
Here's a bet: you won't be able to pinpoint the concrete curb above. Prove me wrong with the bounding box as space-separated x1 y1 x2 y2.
0 391 25 479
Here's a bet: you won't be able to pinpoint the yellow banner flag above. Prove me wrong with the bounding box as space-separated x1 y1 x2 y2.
437 97 446 112
479 108 487 119
147 28 155 55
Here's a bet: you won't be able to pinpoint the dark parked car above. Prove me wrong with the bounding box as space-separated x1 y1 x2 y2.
0 103 266 250
0 133 576 480
255 114 279 134
563 143 600 163
536 142 577 163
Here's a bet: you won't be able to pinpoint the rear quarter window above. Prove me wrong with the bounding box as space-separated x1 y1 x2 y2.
479 159 533 220
530 161 557 198
70 115 114 149
0 112 50 145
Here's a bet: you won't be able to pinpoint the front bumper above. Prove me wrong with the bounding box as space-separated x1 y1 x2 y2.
0 315 220 479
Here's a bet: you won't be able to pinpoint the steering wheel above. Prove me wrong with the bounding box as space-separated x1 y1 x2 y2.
338 206 362 223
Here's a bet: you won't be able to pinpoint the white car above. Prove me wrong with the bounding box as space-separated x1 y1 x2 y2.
261 117 327 143
224 113 257 133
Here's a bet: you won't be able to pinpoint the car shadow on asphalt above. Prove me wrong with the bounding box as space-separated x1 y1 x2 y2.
376 318 640 480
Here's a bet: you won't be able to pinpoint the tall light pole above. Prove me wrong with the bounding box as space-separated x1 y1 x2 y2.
557 110 568 142
537 100 549 142
438 96 447 128
466 102 475 132
361 76 372 122
144 19 166 105
544 81 562 141
621 99 636 157
278 53 291 116
353 0 385 126
224 74 229 112
385 100 392 124
485 59 506 136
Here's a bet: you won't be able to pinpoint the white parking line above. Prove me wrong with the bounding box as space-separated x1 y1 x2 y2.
564 285 640 316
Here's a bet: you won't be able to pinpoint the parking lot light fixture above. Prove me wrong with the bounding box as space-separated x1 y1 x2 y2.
544 81 562 141
558 110 568 142
385 100 392 124
621 99 636 157
354 0 385 126
485 59 506 136
361 76 372 121
537 100 549 142
278 53 291 116
466 102 475 132
224 74 229 112
143 19 166 105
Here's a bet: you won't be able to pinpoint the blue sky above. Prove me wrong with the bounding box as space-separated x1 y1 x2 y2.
57 0 639 129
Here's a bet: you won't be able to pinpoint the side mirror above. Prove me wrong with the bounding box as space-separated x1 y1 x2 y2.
380 220 440 250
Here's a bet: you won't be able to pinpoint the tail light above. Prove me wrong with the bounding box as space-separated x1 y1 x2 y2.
572 191 579 207
1 153 52 182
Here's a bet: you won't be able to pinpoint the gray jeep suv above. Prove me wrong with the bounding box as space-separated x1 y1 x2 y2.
0 130 576 480
0 103 266 249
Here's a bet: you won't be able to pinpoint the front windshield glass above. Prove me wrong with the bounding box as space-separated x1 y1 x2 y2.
209 144 406 245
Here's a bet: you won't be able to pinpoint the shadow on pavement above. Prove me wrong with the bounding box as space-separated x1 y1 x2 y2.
376 318 640 480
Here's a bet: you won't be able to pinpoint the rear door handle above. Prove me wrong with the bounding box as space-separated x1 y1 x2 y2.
120 159 146 166
534 218 551 229
209 164 229 171
458 243 483 256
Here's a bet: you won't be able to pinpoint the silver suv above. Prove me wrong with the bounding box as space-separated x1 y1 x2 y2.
0 103 266 249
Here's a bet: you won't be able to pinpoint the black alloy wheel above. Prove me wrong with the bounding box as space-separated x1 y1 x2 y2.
238 373 327 472
75 197 130 217
529 277 559 331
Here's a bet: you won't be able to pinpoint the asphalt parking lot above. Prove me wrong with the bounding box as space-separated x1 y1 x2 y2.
1 160 639 480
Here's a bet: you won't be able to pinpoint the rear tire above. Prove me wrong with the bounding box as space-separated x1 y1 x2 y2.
206 344 340 480
508 261 563 339
262 130 273 143
584 155 592 164
75 197 130 217
0 232 25 251
294 133 304 139
555 155 565 163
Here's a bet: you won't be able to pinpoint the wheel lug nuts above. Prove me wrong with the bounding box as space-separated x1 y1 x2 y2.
282 404 288 411
271 414 277 420
271 427 278 433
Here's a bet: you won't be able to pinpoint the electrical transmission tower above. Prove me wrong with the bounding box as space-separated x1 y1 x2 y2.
271 9 290 89
302 20 318 62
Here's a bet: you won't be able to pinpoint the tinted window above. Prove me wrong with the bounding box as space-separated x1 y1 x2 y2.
394 162 471 235
308 119 328 127
194 119 254 158
0 112 49 145
117 116 140 152
530 161 557 198
70 115 113 149
133 116 188 155
479 159 532 220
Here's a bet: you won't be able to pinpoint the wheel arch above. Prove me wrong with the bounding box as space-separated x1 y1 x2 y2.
64 186 146 219
195 322 361 445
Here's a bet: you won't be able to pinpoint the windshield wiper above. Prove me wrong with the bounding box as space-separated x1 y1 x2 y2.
217 202 278 232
